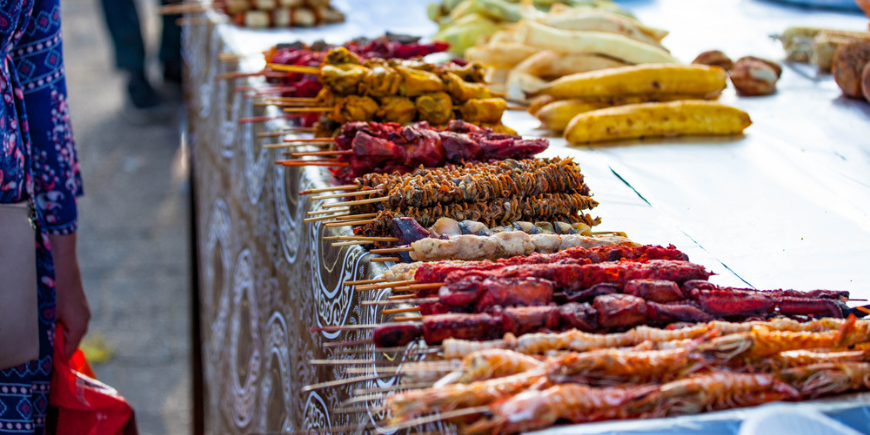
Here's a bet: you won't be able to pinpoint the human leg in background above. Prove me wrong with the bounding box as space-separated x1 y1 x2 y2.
160 0 183 85
99 0 164 109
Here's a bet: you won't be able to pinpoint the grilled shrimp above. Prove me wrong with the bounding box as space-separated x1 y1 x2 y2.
547 347 702 385
385 369 549 424
755 349 869 372
398 360 462 384
778 362 870 399
442 333 518 359
626 371 798 418
698 320 861 363
464 383 656 434
454 349 544 384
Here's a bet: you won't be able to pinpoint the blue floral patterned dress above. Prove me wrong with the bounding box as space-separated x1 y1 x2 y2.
0 0 82 433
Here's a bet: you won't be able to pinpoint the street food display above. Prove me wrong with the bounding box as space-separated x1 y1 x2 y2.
183 0 870 433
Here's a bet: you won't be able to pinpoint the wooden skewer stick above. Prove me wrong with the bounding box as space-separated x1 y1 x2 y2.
334 406 379 415
335 213 378 220
236 85 296 93
322 196 388 209
277 160 349 167
384 407 490 432
348 365 455 374
310 324 382 333
332 241 376 247
266 63 321 74
264 142 329 149
369 246 414 254
300 184 361 195
309 359 401 366
355 279 417 291
388 294 418 301
307 207 350 215
283 137 336 143
323 338 374 349
345 366 451 375
371 257 400 263
343 278 386 286
362 298 436 306
301 374 389 393
392 316 423 322
216 71 289 81
291 150 353 158
383 307 422 315
283 107 332 113
340 393 387 407
281 423 379 435
329 213 380 221
392 285 413 292
408 283 445 290
330 235 398 242
303 214 348 224
323 219 376 227
354 382 436 396
332 346 430 356
254 100 319 107
267 96 321 103
257 128 317 139
239 113 302 123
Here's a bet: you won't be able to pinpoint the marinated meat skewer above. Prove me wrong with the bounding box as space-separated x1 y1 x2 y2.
336 289 851 349
281 121 549 182
372 244 690 285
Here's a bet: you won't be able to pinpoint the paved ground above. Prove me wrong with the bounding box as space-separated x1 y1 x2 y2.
61 1 192 434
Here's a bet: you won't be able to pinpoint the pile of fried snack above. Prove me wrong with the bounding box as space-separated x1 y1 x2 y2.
219 0 344 28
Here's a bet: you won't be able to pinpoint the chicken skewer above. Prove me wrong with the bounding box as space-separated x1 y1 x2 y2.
259 47 514 131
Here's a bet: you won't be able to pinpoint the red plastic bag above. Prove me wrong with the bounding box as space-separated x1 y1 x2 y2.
48 328 138 435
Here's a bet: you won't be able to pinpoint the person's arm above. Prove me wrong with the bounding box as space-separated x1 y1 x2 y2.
14 0 90 358
49 234 90 358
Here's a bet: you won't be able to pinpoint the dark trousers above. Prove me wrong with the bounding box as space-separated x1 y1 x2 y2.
100 0 182 73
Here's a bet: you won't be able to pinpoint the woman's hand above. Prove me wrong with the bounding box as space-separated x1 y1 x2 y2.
49 233 91 359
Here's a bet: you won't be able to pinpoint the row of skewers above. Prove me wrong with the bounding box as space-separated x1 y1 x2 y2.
304 242 869 433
